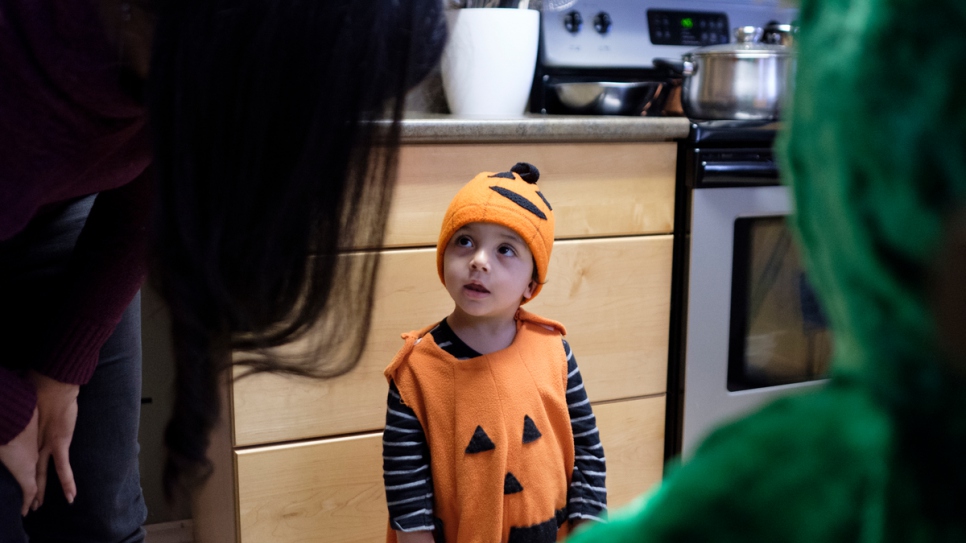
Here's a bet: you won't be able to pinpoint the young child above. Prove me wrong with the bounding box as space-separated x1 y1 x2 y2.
382 163 606 543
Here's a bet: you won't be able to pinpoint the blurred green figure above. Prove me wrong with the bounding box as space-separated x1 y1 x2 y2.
569 0 966 540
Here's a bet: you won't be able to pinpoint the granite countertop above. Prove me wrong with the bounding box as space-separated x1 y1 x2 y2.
397 113 692 143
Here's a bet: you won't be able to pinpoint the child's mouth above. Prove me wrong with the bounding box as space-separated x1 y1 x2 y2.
464 282 490 294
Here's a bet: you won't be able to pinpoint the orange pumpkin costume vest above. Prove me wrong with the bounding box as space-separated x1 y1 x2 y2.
384 309 575 543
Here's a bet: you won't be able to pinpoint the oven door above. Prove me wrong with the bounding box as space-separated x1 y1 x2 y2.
681 185 831 456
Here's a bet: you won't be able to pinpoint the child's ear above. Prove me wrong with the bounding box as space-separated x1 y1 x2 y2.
522 280 537 300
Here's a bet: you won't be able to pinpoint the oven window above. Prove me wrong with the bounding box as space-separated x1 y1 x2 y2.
727 216 832 391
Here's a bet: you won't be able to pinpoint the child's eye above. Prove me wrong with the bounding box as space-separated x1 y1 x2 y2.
455 235 473 248
498 245 517 257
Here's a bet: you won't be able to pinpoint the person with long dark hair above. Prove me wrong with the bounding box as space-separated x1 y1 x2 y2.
0 1 445 541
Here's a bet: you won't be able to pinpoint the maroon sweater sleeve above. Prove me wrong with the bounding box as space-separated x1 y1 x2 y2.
0 1 152 441
0 166 151 446
36 167 153 384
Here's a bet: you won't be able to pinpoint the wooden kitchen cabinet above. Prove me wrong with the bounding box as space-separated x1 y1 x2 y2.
194 141 676 543
383 142 676 246
232 236 671 446
232 396 665 543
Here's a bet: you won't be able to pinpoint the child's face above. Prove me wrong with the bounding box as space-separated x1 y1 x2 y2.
443 222 537 322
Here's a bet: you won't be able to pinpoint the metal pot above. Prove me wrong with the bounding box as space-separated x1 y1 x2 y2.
654 26 795 121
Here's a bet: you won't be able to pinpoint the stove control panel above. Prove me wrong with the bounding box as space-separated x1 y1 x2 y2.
593 12 613 34
647 10 729 46
539 0 795 69
563 11 583 33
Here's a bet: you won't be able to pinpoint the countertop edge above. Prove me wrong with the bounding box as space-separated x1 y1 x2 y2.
392 115 692 144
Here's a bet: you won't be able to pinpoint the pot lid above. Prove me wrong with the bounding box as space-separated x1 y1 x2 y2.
686 26 793 58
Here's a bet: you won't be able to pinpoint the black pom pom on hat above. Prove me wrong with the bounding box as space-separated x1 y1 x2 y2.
510 162 540 184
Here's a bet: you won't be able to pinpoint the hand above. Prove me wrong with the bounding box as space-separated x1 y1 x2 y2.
0 408 39 515
28 371 79 507
396 530 435 543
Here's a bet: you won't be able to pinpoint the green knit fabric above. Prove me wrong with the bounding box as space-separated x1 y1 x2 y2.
568 0 966 540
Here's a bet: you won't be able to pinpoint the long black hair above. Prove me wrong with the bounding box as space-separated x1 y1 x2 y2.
148 0 445 497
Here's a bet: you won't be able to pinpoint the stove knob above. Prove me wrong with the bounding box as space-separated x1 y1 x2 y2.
564 11 582 33
593 12 612 34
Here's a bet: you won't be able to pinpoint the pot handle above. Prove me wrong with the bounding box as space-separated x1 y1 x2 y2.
653 57 694 77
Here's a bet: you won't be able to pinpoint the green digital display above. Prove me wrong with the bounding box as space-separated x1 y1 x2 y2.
681 17 694 29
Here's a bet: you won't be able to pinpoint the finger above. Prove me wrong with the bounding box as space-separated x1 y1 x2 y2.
34 450 49 509
52 445 76 504
15 475 37 517
19 481 36 516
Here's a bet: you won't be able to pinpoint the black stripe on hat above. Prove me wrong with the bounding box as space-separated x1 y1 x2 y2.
536 191 552 211
489 186 547 220
488 171 516 180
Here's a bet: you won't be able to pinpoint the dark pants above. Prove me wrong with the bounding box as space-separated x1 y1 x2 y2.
0 196 147 542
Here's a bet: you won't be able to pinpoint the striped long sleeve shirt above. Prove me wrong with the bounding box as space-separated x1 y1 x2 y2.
383 320 607 532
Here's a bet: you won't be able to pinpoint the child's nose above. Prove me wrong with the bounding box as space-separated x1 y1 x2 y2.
470 249 490 271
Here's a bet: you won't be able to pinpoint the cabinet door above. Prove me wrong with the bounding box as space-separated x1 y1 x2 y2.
381 142 676 248
593 396 666 507
232 236 672 446
233 396 665 543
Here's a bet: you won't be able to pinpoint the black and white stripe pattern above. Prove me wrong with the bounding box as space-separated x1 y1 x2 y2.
429 319 479 360
384 381 435 532
563 339 607 523
383 324 607 531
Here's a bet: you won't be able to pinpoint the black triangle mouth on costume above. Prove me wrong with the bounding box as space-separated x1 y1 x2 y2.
489 186 548 220
507 509 567 542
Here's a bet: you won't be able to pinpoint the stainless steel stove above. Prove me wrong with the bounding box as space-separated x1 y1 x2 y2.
530 0 797 115
665 121 832 460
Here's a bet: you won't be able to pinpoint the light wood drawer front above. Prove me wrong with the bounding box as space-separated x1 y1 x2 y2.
594 396 666 509
235 396 665 543
232 236 672 447
383 142 676 248
236 433 384 543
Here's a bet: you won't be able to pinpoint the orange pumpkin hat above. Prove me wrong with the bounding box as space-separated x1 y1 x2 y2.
437 162 554 303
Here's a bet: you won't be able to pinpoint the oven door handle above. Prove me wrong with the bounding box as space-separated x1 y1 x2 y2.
699 161 779 182
701 160 778 179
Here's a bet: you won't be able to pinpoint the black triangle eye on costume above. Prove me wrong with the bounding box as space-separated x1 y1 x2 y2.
465 425 496 454
523 415 542 444
466 416 544 455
